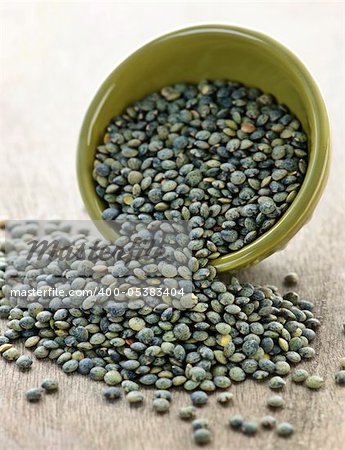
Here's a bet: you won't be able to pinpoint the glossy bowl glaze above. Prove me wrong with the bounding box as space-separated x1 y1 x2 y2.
77 24 330 272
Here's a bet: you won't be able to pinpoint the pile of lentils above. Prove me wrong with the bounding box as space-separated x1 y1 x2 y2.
93 80 308 257
0 222 319 391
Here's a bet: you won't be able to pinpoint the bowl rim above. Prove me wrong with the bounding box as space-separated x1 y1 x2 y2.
77 24 331 272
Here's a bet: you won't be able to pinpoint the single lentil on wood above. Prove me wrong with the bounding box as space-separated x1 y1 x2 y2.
305 375 324 390
0 223 320 396
0 82 327 450
41 378 59 393
0 205 320 445
335 370 345 385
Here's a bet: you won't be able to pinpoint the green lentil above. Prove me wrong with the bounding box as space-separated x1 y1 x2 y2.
305 375 324 390
34 346 49 359
193 428 212 446
1 222 319 401
0 343 13 353
216 392 233 404
275 361 291 376
229 414 244 430
128 317 145 331
190 391 208 407
122 380 139 392
126 391 144 404
90 367 107 381
268 376 286 390
152 398 170 413
104 370 122 386
155 378 172 390
62 360 79 374
215 323 231 335
94 81 308 258
229 367 246 382
2 347 20 361
179 405 197 420
335 370 345 385
15 355 33 370
103 387 121 401
154 390 172 401
26 388 43 402
190 367 207 383
24 336 40 348
41 378 59 393
299 347 316 359
241 421 258 436
291 368 309 383
214 376 231 389
260 415 277 429
267 394 285 409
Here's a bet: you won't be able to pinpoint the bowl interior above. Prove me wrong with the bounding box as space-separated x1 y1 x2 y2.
77 25 330 272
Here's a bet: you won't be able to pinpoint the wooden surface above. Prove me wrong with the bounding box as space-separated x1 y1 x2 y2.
1 2 344 450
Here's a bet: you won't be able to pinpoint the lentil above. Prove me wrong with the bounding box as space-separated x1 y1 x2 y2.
152 398 170 413
2 347 20 361
94 81 308 257
1 215 321 448
216 392 233 404
229 414 244 430
284 272 299 286
26 388 43 402
190 391 208 407
335 370 345 385
268 376 286 390
276 422 294 437
192 418 209 430
154 390 172 401
126 391 144 404
179 405 197 420
291 368 309 383
15 355 33 370
104 370 122 386
267 394 285 409
193 428 212 446
305 375 324 390
241 421 258 436
103 387 121 401
260 415 277 429
41 378 59 393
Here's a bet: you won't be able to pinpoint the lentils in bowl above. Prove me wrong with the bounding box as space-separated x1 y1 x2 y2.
93 80 308 259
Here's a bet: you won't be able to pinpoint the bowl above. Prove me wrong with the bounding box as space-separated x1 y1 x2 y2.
77 24 330 272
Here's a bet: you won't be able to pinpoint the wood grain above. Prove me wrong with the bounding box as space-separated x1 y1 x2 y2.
1 2 344 450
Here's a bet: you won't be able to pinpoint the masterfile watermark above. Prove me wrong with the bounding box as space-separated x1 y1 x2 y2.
4 220 193 308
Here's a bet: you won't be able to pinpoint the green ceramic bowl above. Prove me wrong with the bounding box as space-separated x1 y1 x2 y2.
77 24 330 273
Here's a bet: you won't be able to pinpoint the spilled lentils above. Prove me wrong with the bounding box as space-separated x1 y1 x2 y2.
0 216 319 445
1 224 319 392
25 388 43 402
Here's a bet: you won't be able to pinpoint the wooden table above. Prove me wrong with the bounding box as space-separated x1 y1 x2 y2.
1 2 344 449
